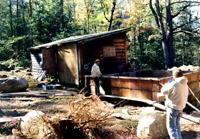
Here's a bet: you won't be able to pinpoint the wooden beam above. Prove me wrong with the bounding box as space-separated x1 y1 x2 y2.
188 86 200 105
0 91 77 98
0 98 34 101
0 116 22 123
0 92 50 98
186 102 200 113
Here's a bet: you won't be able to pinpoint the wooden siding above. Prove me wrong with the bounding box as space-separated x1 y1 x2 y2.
30 52 43 78
78 33 128 85
99 34 128 73
113 37 128 63
57 44 79 86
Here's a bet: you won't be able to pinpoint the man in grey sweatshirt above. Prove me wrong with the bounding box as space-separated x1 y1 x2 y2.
161 70 189 139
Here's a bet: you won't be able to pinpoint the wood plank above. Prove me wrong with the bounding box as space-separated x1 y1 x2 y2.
114 46 125 49
114 44 125 47
0 98 34 101
186 102 200 112
0 93 50 98
111 88 152 100
101 95 200 124
113 39 125 43
0 91 77 98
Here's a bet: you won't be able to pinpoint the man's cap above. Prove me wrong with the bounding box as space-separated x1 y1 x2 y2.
172 69 183 77
95 59 100 62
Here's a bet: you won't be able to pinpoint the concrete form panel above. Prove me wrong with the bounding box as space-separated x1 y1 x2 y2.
57 44 79 86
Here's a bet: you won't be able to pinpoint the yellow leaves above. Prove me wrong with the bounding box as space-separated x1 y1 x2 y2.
118 0 150 26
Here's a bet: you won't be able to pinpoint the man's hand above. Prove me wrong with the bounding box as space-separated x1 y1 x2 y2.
99 80 103 84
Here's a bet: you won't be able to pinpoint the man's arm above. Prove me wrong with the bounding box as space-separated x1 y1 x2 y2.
161 82 174 95
97 66 102 77
157 82 174 101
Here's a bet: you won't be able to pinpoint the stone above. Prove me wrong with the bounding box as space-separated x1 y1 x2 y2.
136 107 168 139
20 110 58 139
0 77 28 93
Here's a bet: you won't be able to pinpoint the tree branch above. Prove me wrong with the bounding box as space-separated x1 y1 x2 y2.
171 1 200 5
100 1 109 22
108 0 117 31
174 29 199 36
172 4 191 18
174 17 200 30
155 0 166 37
149 0 160 28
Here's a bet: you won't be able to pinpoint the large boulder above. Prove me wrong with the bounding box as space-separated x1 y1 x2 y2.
20 111 58 139
0 77 28 93
136 107 168 139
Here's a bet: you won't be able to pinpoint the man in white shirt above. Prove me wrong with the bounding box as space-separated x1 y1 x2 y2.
160 70 188 139
91 59 102 95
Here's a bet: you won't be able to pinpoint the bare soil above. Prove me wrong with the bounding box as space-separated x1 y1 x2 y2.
0 91 199 139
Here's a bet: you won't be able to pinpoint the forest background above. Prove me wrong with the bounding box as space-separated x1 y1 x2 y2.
0 0 200 70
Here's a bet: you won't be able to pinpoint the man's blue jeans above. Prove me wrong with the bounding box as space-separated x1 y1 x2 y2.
166 107 182 139
93 77 100 95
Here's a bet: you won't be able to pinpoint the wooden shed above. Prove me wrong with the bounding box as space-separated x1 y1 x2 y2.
30 28 130 86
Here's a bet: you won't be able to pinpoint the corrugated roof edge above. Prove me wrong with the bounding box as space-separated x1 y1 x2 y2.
30 28 130 51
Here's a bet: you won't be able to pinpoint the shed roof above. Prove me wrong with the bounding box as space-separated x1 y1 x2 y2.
30 28 130 51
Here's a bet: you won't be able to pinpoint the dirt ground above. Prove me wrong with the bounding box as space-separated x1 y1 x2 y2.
0 90 199 139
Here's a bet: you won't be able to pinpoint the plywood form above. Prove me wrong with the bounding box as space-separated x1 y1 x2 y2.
110 78 154 91
191 72 199 82
86 71 199 101
111 88 152 100
105 77 156 100
57 44 79 85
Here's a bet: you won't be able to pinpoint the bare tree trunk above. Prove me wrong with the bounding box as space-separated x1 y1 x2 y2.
138 17 143 56
16 0 19 18
165 0 174 68
60 0 64 30
21 0 26 34
16 0 19 35
29 0 32 17
108 0 116 31
87 13 90 33
149 0 174 68
9 0 13 36
84 0 92 33
29 0 33 47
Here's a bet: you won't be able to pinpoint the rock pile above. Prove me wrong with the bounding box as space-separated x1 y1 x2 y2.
136 107 168 139
168 65 200 72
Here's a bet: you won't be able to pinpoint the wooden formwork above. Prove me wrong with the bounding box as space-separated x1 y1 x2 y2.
86 71 200 101
184 71 200 105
